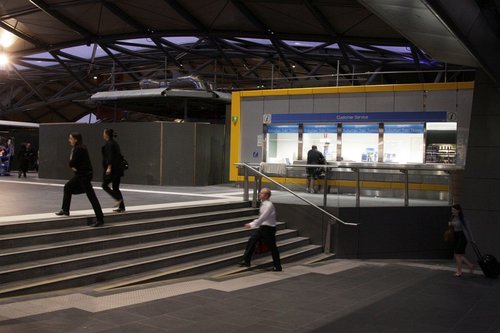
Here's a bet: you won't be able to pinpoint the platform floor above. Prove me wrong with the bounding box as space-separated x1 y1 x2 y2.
0 174 496 333
0 173 445 222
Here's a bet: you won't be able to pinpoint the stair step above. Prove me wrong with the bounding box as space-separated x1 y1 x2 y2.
0 226 294 283
99 244 324 291
0 201 254 234
0 207 258 249
0 216 262 265
0 237 314 297
0 201 325 297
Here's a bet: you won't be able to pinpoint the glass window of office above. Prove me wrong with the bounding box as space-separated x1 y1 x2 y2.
383 124 425 163
341 124 379 162
302 125 337 161
266 125 298 163
425 122 457 164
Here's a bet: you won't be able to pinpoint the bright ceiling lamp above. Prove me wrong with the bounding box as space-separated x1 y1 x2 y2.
0 29 16 48
0 53 9 67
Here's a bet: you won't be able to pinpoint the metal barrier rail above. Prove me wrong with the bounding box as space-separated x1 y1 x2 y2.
240 162 463 207
236 162 359 254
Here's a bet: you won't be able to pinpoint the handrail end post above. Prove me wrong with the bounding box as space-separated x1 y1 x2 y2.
243 165 249 202
324 220 333 254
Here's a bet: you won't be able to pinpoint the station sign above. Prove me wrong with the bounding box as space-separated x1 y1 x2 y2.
268 112 447 123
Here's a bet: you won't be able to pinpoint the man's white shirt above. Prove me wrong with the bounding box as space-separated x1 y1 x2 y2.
249 200 277 228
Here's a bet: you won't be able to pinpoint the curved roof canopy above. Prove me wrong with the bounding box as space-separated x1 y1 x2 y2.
0 0 476 123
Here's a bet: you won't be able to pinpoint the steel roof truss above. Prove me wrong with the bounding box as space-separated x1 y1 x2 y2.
101 0 150 33
29 0 94 39
98 45 141 82
163 0 207 31
0 21 44 48
50 52 92 93
151 37 183 69
303 0 353 71
11 66 47 102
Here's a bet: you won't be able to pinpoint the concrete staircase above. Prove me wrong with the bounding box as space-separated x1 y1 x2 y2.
0 202 325 297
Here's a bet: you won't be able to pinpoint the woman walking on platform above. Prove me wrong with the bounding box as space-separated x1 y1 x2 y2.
56 132 104 227
449 204 475 277
101 128 125 212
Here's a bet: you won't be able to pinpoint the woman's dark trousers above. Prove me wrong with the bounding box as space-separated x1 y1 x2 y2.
62 175 104 220
102 175 125 209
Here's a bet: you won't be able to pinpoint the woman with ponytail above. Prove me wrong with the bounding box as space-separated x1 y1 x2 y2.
101 128 125 212
449 204 475 276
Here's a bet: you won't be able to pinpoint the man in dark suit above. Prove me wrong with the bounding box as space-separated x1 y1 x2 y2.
306 145 325 193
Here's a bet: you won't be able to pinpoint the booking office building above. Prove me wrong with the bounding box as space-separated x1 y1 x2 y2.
229 82 473 199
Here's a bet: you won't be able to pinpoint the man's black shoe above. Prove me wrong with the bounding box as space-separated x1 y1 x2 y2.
55 210 69 216
90 220 104 227
272 267 282 272
238 261 250 267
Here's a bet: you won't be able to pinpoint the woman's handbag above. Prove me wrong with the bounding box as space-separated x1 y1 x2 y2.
444 226 454 242
121 155 129 170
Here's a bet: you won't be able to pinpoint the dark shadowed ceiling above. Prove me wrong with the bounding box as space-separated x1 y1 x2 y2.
0 0 486 123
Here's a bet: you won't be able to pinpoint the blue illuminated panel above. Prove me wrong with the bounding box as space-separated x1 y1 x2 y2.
343 124 379 134
303 125 337 133
269 112 447 123
267 125 298 133
385 124 424 134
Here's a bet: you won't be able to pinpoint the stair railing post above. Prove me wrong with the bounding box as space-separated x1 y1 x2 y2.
447 170 453 205
243 165 249 202
352 168 360 207
401 169 409 207
252 174 259 208
324 218 334 254
323 165 328 209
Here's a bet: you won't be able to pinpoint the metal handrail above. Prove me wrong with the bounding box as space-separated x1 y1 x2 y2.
237 163 358 227
242 161 461 206
243 161 463 172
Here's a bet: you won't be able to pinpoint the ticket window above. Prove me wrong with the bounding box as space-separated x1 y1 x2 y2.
425 122 457 164
266 125 298 163
341 124 379 162
383 124 425 163
302 125 337 161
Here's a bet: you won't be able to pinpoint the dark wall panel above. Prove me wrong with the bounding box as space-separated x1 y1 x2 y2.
195 124 225 185
462 70 500 258
337 206 452 259
275 203 452 259
40 123 161 185
40 122 225 186
163 123 195 186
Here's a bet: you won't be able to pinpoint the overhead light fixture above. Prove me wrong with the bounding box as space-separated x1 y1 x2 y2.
0 53 9 67
426 122 457 131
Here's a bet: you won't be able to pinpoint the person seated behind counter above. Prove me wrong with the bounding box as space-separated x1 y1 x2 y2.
306 145 325 193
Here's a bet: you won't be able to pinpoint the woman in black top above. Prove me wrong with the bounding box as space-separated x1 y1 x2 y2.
55 132 104 227
101 128 125 212
448 204 474 276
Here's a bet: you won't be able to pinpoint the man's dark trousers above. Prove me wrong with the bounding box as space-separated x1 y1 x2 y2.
242 225 281 269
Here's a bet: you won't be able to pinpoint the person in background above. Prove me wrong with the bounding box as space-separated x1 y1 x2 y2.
17 143 29 178
239 188 282 271
25 143 36 171
101 128 126 213
449 203 475 277
306 145 325 193
0 138 14 170
55 132 104 227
